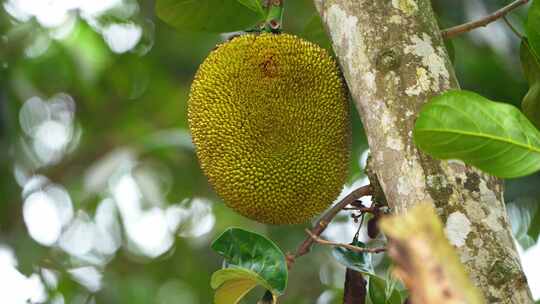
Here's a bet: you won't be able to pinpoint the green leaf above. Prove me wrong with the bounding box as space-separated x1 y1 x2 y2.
527 0 540 58
521 39 540 128
211 228 288 294
332 240 376 276
211 268 263 304
236 0 265 17
414 90 540 178
368 275 402 304
155 0 262 33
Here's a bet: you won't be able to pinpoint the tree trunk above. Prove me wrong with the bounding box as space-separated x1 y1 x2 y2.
314 0 533 302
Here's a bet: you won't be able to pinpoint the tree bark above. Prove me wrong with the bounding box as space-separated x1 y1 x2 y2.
314 0 533 302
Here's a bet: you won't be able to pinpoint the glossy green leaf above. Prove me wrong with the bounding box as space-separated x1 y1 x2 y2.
521 39 540 128
414 90 540 178
527 0 540 58
211 228 288 294
236 0 265 17
332 240 376 276
155 0 262 33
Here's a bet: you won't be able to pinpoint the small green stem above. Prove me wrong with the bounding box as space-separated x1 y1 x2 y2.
264 0 284 32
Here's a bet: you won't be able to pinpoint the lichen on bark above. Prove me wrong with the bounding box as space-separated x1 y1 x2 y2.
314 0 533 302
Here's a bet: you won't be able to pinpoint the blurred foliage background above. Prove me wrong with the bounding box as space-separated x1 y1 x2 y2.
0 0 539 303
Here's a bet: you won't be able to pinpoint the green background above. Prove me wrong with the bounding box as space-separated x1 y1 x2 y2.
0 0 538 303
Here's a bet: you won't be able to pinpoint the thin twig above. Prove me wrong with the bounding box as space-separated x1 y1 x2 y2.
343 206 378 213
502 15 524 39
305 229 386 254
344 205 392 216
286 185 373 269
441 0 529 39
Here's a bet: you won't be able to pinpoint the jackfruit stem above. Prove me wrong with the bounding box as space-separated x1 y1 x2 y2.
264 0 283 33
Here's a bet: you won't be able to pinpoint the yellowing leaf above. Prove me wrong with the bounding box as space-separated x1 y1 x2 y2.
211 268 276 304
215 278 258 304
211 228 288 294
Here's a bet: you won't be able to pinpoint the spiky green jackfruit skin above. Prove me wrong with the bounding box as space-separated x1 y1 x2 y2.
188 33 351 224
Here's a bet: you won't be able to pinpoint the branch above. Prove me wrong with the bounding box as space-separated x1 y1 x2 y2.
441 0 529 38
304 229 386 254
343 205 390 214
286 185 373 268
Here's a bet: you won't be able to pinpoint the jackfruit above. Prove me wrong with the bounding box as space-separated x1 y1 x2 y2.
188 33 351 224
